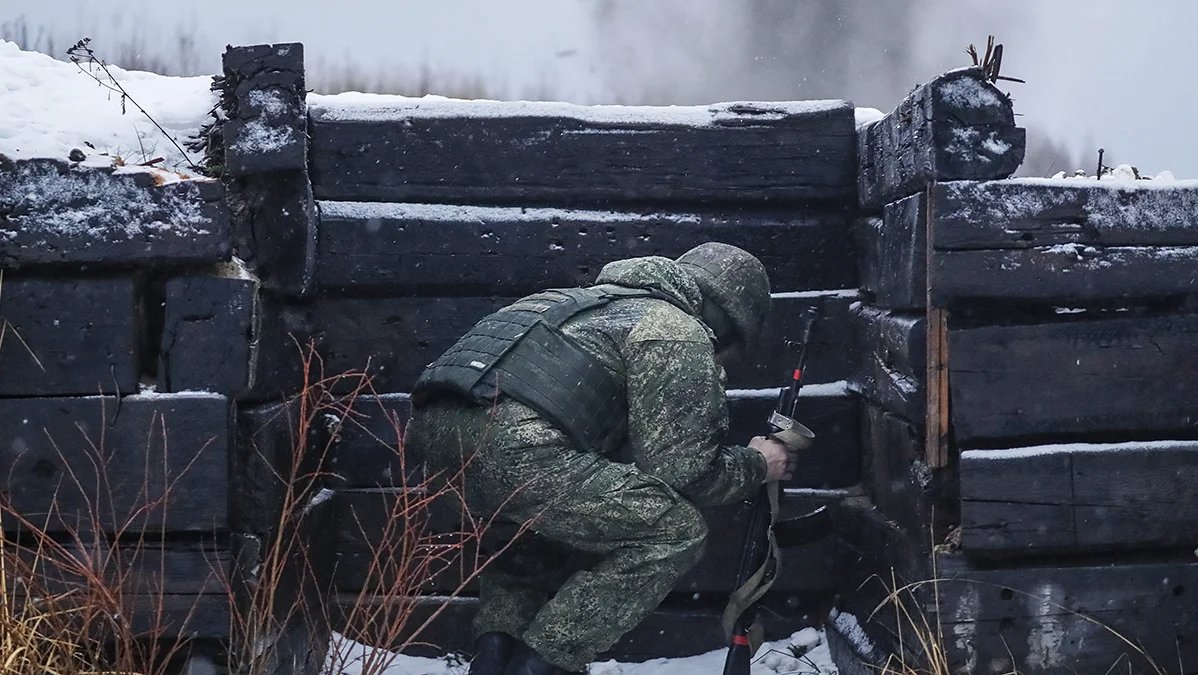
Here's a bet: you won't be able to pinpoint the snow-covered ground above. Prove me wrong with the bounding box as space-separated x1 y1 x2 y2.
326 629 838 674
0 40 214 173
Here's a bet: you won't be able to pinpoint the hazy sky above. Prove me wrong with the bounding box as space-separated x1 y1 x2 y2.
4 1 1197 176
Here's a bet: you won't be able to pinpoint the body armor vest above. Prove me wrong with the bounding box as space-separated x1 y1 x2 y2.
412 284 687 455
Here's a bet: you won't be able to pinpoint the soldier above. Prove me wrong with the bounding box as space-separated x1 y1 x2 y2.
405 243 797 675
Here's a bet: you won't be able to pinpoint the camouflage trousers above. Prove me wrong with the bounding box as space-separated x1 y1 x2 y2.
405 398 708 671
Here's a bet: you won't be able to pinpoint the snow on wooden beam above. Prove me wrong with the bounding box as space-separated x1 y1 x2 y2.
856 68 1025 209
306 97 858 205
314 201 859 295
961 441 1198 555
949 314 1198 445
0 159 230 267
861 180 1198 308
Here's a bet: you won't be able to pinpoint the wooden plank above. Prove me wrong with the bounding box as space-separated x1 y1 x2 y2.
933 180 1198 250
857 68 1025 209
308 99 857 205
933 554 1198 674
0 159 231 267
159 275 259 396
314 201 858 295
961 441 1198 554
860 403 955 546
0 394 230 534
331 487 841 596
863 183 1198 307
220 44 316 295
251 291 858 400
857 193 926 309
848 306 925 422
221 43 307 176
948 314 1198 445
0 276 138 396
933 244 1198 306
9 543 229 596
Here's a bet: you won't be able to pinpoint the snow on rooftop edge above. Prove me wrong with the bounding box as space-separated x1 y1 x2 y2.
308 91 850 125
0 40 214 175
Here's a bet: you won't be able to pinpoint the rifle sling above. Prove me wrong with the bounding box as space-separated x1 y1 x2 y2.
720 480 781 655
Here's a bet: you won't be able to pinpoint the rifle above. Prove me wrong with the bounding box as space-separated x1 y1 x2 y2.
722 307 831 675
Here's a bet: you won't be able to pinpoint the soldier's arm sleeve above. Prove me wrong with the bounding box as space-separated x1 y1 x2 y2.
624 309 767 507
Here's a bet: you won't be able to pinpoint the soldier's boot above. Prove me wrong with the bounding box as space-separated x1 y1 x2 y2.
501 642 584 675
469 632 518 675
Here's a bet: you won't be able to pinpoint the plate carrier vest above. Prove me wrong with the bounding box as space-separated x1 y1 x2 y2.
412 284 689 455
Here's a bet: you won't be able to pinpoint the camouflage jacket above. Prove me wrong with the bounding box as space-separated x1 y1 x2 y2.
536 255 767 506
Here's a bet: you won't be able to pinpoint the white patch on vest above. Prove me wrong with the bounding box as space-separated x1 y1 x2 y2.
469 360 487 369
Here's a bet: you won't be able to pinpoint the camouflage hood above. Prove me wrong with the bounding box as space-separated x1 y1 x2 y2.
593 256 704 317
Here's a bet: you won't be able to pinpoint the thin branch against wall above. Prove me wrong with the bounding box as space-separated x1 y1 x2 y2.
65 38 200 172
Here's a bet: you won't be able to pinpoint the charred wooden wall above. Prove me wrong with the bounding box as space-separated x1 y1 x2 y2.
834 68 1198 675
5 39 1198 675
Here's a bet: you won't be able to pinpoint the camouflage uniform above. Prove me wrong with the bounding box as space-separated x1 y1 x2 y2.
405 254 767 672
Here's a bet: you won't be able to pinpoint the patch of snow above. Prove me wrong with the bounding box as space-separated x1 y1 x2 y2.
963 439 1198 461
324 630 838 674
828 611 878 661
318 200 704 225
232 117 295 154
936 76 1002 109
726 381 849 399
0 161 212 239
126 390 226 401
853 107 884 129
309 92 846 127
1008 176 1198 190
0 40 214 174
770 289 859 300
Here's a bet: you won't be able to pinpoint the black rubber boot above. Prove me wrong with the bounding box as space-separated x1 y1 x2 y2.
501 641 584 675
468 631 518 675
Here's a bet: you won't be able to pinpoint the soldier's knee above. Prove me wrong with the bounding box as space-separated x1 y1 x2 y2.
660 499 708 563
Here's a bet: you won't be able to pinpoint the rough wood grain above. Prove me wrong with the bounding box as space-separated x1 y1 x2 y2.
933 554 1198 674
960 441 1198 554
0 394 230 534
856 193 926 309
314 201 858 295
159 275 259 396
0 159 231 267
934 180 1198 250
948 314 1198 445
848 305 925 422
221 44 316 295
0 276 138 396
857 68 1025 209
308 100 857 205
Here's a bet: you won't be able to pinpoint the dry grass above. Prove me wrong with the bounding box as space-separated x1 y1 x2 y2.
0 339 512 674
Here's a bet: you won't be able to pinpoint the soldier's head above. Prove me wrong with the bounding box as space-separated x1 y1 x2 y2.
676 242 771 355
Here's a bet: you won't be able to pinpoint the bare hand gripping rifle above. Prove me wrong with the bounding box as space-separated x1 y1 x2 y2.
722 307 831 675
